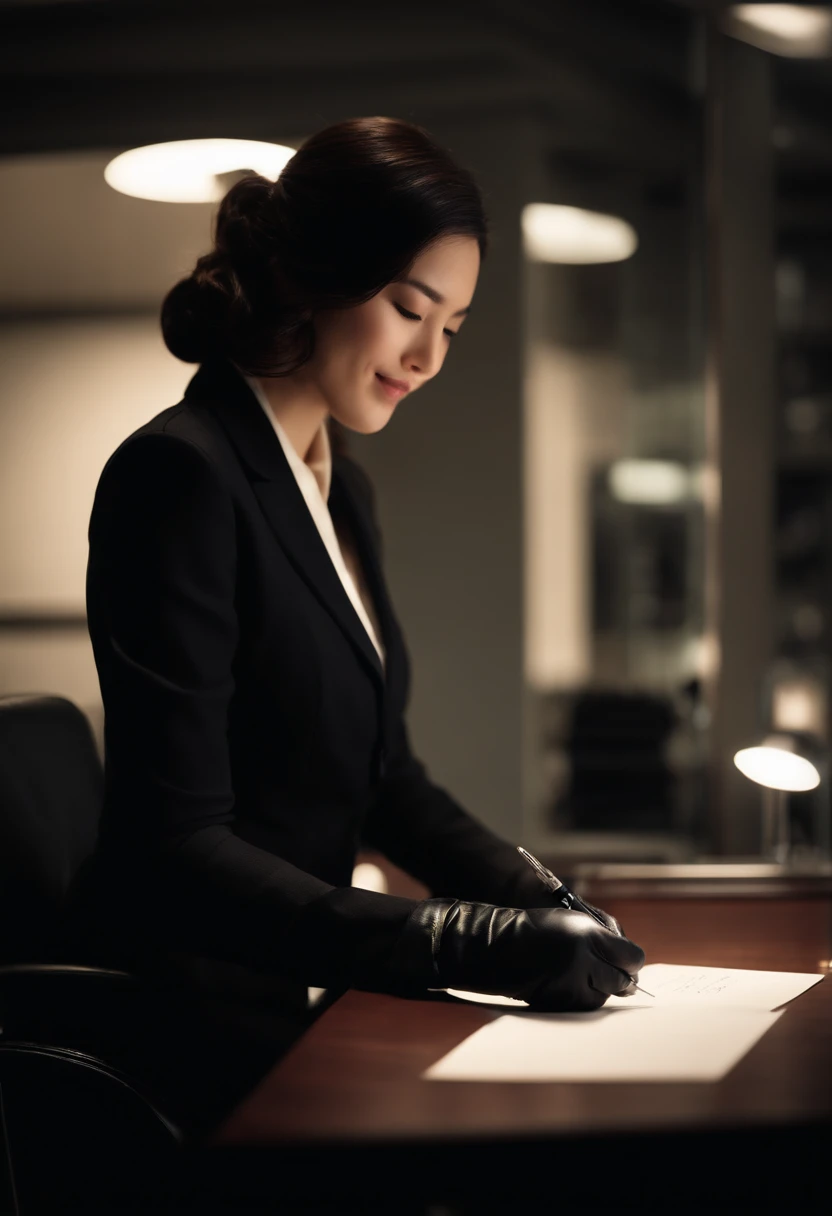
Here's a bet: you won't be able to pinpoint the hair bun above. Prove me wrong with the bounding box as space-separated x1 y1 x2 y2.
160 256 235 364
216 173 278 269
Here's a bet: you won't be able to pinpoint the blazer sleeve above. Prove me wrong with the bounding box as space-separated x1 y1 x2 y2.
348 463 553 911
363 711 552 909
85 431 421 991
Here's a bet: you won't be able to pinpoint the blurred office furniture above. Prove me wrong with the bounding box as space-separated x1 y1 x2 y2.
0 694 101 964
557 688 678 832
523 683 703 869
0 694 182 1211
209 866 832 1213
529 462 707 851
0 1040 180 1214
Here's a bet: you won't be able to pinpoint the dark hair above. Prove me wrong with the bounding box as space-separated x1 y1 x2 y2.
161 115 489 388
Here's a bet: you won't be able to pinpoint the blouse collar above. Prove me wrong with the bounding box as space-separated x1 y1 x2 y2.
239 370 332 502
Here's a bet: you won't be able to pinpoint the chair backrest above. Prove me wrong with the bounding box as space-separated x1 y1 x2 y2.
0 1041 181 1212
560 688 678 831
0 695 103 963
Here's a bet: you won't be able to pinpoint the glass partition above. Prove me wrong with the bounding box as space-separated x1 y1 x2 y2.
521 12 708 861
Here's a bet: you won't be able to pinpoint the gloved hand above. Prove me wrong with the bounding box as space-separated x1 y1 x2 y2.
560 896 624 938
579 899 622 936
531 891 623 936
389 898 645 1011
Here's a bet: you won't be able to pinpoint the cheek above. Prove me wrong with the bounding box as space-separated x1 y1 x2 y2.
314 301 394 397
341 302 391 362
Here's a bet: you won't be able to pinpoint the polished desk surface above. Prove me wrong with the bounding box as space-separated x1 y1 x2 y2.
214 895 832 1147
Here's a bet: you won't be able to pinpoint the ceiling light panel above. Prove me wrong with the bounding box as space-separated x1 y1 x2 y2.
522 203 637 265
104 139 296 203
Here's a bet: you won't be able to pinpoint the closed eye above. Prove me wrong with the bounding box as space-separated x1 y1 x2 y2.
394 301 459 340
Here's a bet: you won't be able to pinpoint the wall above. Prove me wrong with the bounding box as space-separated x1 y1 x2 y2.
0 316 194 750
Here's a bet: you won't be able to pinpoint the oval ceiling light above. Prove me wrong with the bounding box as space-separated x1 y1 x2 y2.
726 5 832 57
608 460 690 505
522 203 638 265
104 138 296 203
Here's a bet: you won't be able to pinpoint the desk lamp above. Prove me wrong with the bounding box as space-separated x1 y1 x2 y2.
734 735 821 863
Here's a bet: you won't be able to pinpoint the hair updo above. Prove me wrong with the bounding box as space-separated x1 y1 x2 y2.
160 115 490 380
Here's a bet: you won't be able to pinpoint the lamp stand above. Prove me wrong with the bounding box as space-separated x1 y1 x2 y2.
761 786 790 864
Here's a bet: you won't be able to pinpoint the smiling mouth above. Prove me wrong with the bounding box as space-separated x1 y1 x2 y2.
375 373 410 397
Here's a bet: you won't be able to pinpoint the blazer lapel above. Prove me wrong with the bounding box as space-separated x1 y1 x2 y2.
184 359 385 689
328 461 404 753
328 461 396 666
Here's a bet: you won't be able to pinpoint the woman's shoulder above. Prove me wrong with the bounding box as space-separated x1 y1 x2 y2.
98 397 233 487
89 401 240 545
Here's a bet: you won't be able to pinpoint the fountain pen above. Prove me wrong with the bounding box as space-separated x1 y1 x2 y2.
517 847 653 997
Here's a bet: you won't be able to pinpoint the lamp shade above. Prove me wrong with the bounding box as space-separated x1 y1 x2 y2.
733 736 821 792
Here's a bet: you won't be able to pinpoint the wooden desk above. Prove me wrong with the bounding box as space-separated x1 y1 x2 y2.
206 891 832 1213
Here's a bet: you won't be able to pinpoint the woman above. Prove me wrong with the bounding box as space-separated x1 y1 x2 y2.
68 116 644 1135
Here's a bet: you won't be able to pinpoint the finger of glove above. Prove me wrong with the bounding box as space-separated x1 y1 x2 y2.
528 972 608 1013
589 950 641 997
593 931 645 977
580 899 623 937
597 909 623 936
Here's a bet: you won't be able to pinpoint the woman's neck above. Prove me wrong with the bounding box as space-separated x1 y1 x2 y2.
256 376 330 463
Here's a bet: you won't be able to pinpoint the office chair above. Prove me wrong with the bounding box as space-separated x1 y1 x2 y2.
558 688 677 831
0 1041 181 1213
0 694 183 1212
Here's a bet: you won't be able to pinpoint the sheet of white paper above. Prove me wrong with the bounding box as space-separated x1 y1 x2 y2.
443 989 528 1008
605 963 824 1010
445 964 823 1012
423 1006 784 1082
426 967 824 1083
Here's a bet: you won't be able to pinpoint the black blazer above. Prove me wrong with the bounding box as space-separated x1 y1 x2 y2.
73 356 543 1002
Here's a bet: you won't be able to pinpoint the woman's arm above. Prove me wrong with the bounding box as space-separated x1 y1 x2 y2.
86 431 421 990
362 714 551 908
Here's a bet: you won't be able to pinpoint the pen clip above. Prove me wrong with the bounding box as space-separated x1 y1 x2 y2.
516 847 561 888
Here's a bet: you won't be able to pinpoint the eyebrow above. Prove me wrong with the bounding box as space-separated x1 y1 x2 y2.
400 277 471 317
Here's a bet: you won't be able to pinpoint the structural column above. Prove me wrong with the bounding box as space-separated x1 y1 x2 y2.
703 28 775 854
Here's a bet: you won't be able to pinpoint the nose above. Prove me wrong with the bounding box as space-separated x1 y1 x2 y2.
405 327 446 382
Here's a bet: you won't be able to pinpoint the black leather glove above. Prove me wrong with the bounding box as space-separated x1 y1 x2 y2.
388 898 645 1011
577 898 622 936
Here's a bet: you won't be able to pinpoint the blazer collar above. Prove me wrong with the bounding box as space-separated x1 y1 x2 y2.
184 358 386 689
183 357 287 482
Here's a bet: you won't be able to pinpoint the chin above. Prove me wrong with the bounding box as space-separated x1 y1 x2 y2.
333 406 397 436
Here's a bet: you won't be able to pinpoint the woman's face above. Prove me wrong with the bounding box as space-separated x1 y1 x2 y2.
309 234 480 434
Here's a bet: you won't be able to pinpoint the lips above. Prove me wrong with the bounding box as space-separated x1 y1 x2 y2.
376 372 410 393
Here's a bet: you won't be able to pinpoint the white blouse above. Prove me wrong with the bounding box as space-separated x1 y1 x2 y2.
240 371 386 673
